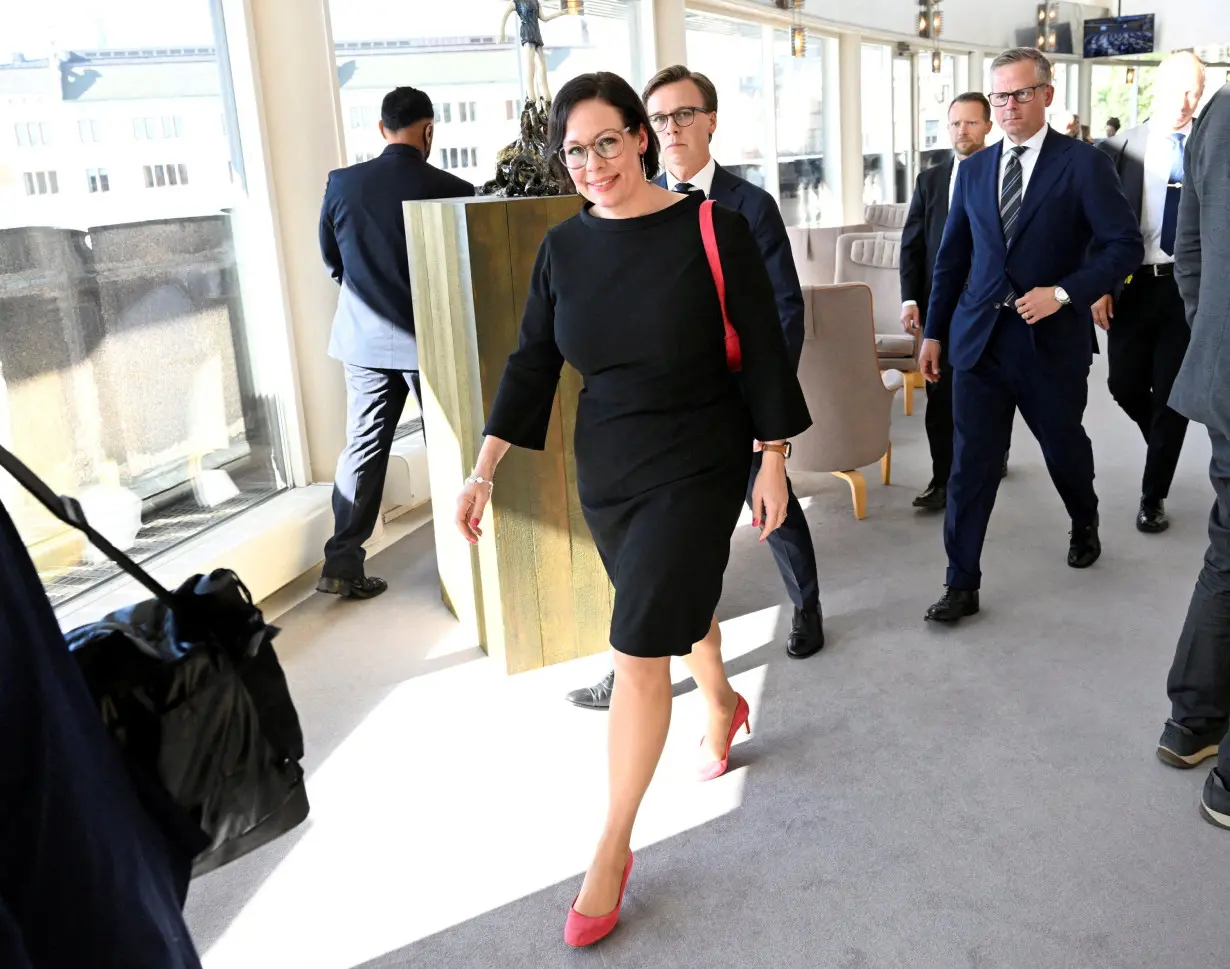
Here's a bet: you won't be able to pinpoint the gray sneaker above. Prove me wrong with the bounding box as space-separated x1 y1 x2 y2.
565 669 614 710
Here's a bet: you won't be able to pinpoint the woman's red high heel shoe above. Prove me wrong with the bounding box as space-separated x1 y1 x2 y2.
698 693 750 782
564 852 634 947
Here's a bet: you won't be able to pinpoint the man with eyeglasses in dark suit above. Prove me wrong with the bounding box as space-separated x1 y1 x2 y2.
565 65 822 710
920 47 1141 624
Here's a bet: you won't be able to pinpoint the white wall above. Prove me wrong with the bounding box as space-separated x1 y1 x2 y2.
1121 1 1230 54
801 0 1042 50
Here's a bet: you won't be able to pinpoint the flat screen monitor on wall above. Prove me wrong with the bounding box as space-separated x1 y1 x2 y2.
1083 14 1156 58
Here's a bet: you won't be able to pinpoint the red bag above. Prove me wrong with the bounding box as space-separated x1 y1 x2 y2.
699 199 743 372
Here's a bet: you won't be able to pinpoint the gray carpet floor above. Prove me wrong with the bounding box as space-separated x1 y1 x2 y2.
185 349 1230 969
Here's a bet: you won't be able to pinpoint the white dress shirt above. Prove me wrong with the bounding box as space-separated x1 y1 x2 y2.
948 154 962 207
1140 119 1193 265
666 155 716 197
997 124 1050 201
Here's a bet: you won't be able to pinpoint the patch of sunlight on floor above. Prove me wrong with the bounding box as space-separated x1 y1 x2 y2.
202 613 776 969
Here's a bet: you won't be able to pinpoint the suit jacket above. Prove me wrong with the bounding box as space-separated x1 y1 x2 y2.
319 144 476 371
925 127 1143 372
900 154 954 318
1170 85 1230 436
1097 123 1150 224
655 164 806 369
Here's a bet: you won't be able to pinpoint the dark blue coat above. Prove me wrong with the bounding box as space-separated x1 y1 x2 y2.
319 144 476 371
925 128 1142 372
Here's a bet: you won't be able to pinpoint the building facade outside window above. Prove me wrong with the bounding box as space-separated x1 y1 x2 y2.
328 0 646 190
862 43 896 204
684 13 770 191
0 5 293 605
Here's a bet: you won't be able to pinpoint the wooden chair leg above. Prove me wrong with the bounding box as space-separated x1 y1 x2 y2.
902 375 914 416
832 470 867 520
881 442 892 486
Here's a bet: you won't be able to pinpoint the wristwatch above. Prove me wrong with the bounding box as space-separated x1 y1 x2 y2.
1054 286 1071 306
761 442 792 459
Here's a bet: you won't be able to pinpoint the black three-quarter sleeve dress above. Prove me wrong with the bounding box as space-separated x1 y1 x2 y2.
483 193 811 658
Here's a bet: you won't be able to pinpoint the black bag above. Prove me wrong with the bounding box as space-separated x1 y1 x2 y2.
0 445 309 879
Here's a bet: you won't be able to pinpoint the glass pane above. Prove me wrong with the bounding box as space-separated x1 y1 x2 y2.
0 3 291 605
684 13 769 191
39 122 52 145
23 172 35 195
775 30 837 226
178 163 189 185
862 44 894 205
155 165 166 187
892 55 915 200
329 0 645 190
1092 63 1155 136
917 53 959 171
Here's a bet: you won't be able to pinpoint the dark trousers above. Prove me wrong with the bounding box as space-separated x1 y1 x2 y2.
1107 273 1191 503
925 342 956 486
322 364 421 580
746 451 820 611
926 340 1013 487
945 312 1098 590
0 500 200 969
1168 426 1230 775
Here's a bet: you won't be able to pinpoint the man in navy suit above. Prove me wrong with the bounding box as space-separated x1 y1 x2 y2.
317 86 475 600
900 92 999 512
921 48 1143 623
566 65 821 708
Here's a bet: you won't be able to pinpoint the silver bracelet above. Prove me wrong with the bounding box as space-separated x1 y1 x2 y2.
465 474 494 490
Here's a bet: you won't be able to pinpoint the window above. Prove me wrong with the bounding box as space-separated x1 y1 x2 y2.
142 163 189 188
330 0 645 189
14 122 51 147
685 14 770 191
861 44 897 204
449 147 459 168
917 53 967 169
350 106 363 128
1092 63 1156 136
470 148 478 167
776 30 838 226
22 171 59 195
353 151 375 164
0 3 293 605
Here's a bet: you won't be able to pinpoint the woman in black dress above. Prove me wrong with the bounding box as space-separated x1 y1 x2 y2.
454 73 811 946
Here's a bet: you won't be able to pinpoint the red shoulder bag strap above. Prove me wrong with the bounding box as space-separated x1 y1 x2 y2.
699 199 743 372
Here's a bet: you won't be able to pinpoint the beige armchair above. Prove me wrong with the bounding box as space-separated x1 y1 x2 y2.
864 202 909 231
786 223 873 287
834 231 926 416
792 283 903 520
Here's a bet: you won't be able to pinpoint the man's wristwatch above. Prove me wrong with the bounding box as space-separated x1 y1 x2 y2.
761 442 792 459
1054 286 1071 306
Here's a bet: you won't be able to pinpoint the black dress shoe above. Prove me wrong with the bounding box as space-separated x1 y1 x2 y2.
1067 522 1101 569
316 575 388 599
912 483 947 511
1157 719 1226 769
924 588 980 623
1137 499 1169 534
565 669 614 709
1200 769 1230 831
786 605 825 658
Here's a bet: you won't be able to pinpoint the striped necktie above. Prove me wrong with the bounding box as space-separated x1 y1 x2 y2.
1000 145 1028 246
673 181 705 198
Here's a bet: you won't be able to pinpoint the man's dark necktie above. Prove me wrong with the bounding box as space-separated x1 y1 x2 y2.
1160 132 1186 256
674 181 706 198
999 145 1028 247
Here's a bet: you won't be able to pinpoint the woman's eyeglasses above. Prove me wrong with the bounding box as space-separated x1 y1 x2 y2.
647 107 711 132
559 127 633 169
988 84 1049 107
